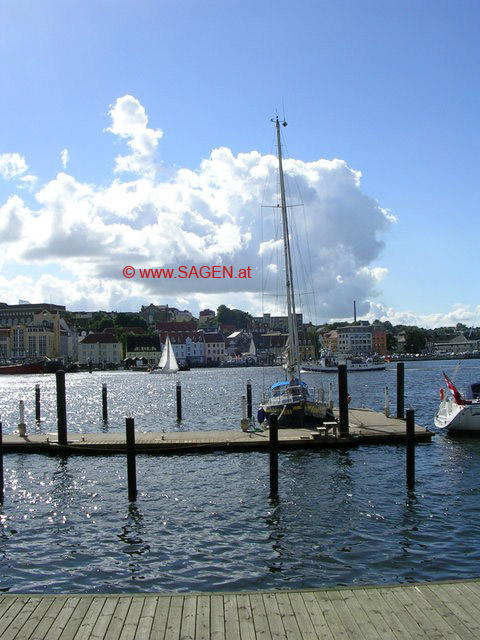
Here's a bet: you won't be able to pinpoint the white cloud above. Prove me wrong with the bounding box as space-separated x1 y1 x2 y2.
107 95 163 178
0 152 28 179
0 95 398 322
61 148 69 169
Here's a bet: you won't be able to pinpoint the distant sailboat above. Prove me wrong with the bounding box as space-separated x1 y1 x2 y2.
150 335 179 374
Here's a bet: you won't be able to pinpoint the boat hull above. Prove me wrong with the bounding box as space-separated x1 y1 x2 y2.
263 399 329 428
434 399 480 432
0 362 45 375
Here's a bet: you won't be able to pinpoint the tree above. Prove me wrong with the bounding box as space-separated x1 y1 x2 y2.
403 327 426 354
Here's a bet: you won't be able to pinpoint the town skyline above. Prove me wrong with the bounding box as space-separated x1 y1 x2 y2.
2 2 480 329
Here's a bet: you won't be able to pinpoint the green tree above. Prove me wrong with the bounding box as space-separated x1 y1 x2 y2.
403 327 426 353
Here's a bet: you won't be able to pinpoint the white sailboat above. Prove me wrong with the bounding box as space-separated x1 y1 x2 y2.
259 117 330 428
150 335 179 374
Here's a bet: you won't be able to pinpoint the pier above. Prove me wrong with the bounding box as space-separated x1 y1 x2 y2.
1 408 431 455
0 580 478 639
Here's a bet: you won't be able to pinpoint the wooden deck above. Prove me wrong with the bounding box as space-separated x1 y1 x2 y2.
0 580 478 639
1 408 432 455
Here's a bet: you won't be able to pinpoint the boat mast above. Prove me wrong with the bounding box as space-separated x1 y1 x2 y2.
274 116 301 383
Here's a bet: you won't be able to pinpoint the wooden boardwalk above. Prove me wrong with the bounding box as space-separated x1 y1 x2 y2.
1 408 432 455
0 581 478 639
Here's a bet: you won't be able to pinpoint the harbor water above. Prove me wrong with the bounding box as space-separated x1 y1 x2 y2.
0 360 479 593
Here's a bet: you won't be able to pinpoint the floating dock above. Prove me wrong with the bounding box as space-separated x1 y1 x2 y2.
0 580 478 639
1 408 432 455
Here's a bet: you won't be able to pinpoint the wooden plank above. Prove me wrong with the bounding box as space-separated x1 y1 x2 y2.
119 596 144 640
223 595 240 640
285 592 318 640
43 597 82 640
299 591 334 640
179 595 196 640
0 597 44 640
150 595 171 640
28 598 68 640
236 594 255 640
58 597 95 640
336 589 383 640
326 590 370 640
376 588 428 640
133 596 158 640
210 595 225 640
88 596 119 640
353 588 402 640
313 591 349 640
164 595 183 640
248 593 271 640
274 592 302 640
10 597 57 640
262 592 286 640
72 597 107 640
388 586 446 639
0 597 32 637
426 583 480 637
194 595 210 640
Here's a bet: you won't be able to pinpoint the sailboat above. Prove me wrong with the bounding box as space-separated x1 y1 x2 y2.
259 117 330 428
150 335 179 374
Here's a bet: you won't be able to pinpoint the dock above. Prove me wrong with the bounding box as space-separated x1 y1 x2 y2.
0 580 478 639
1 408 432 455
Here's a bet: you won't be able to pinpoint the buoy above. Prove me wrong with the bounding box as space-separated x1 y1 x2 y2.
347 393 351 404
257 407 265 424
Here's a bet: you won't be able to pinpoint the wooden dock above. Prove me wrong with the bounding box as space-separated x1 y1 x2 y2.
1 408 432 455
0 580 478 639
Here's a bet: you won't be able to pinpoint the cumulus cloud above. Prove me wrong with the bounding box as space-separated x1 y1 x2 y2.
0 95 397 321
0 153 28 179
107 95 163 178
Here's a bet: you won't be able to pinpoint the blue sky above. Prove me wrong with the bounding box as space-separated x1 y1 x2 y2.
1 0 479 328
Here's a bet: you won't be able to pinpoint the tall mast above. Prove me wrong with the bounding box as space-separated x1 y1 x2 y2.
274 116 301 383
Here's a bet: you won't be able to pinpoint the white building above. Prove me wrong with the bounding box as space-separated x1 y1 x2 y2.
78 332 122 365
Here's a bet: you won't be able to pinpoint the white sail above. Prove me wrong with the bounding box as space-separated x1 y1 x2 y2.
152 335 179 374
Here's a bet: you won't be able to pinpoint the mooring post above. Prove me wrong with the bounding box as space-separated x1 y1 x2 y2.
246 379 252 419
338 364 349 437
88 360 93 374
126 417 137 501
102 383 108 422
56 370 67 445
176 381 182 421
406 408 415 488
328 382 333 410
269 414 279 496
0 416 4 504
384 385 390 417
35 383 41 422
18 400 26 436
397 362 405 419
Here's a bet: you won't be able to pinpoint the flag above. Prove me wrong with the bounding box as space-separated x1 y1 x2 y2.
443 371 466 405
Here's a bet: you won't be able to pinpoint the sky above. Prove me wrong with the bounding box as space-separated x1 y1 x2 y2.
1 0 479 329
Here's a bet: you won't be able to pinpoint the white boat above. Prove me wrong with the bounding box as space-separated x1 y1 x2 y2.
259 117 329 428
434 371 480 432
302 355 386 373
150 335 179 374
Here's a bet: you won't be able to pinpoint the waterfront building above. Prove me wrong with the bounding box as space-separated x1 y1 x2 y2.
198 309 215 327
78 332 122 365
337 324 386 356
125 335 162 365
0 328 11 360
322 330 338 352
433 333 480 355
8 310 62 360
157 331 206 365
0 302 65 327
203 331 226 365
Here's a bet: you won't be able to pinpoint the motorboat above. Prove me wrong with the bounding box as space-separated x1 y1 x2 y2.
434 371 480 433
302 355 386 373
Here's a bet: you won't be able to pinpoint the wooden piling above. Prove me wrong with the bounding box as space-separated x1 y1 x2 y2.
406 408 415 488
102 383 108 422
384 385 390 417
338 364 349 436
0 417 3 504
246 380 252 419
55 370 67 445
35 384 41 422
176 381 182 421
397 362 405 419
126 417 137 501
269 414 279 496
